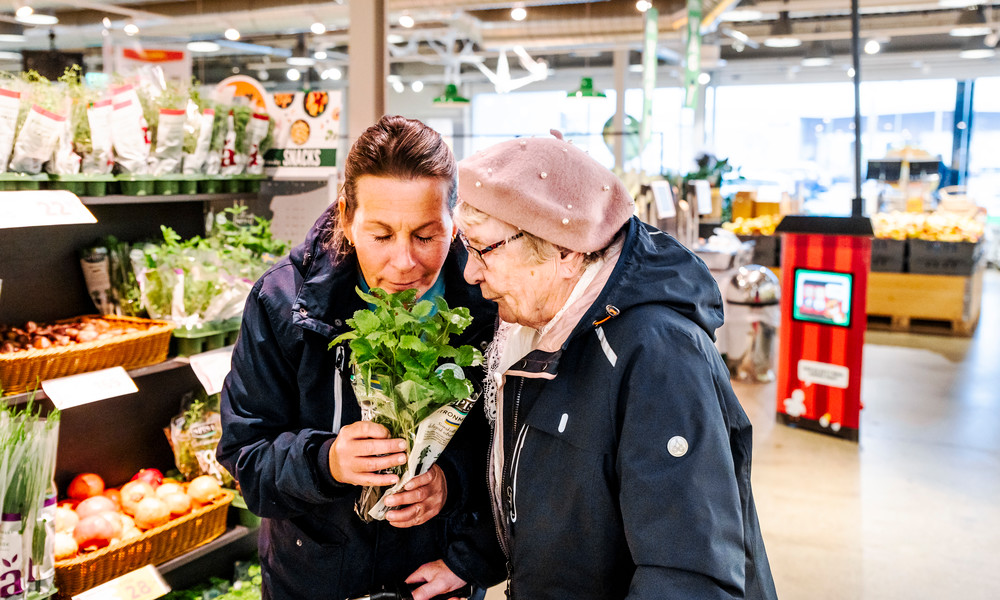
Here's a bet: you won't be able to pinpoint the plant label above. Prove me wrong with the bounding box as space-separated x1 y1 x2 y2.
0 190 96 229
42 367 138 410
188 346 234 396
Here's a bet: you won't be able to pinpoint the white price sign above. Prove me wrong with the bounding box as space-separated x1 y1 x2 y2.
188 346 234 396
693 179 713 215
42 367 138 410
650 180 676 218
0 190 97 229
73 564 170 600
798 360 850 389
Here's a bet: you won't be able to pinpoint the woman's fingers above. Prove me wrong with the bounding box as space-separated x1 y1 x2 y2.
384 465 447 527
328 421 407 485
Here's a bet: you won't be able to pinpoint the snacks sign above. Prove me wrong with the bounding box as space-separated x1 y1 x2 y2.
265 89 341 172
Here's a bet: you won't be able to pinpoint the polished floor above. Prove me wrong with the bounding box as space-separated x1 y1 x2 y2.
488 269 1000 599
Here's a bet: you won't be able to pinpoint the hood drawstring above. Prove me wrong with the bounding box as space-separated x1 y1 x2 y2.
593 304 620 327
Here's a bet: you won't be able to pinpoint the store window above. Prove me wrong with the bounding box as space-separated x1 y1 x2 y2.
968 77 1000 214
712 79 956 215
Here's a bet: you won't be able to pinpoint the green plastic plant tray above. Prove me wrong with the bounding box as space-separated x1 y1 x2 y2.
153 175 184 196
222 176 244 194
200 176 224 194
170 319 242 356
0 172 49 190
116 174 157 196
181 176 204 195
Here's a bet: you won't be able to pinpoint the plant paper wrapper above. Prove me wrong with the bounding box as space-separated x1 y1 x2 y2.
356 387 478 521
183 108 215 174
9 105 65 175
0 89 21 174
220 112 243 175
150 108 186 175
244 113 270 175
110 86 150 174
46 117 82 175
83 99 114 174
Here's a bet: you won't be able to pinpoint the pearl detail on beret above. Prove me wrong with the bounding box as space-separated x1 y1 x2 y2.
567 204 573 209
519 140 527 147
562 148 568 153
603 185 610 191
562 218 570 225
475 181 482 187
487 168 493 175
540 172 548 179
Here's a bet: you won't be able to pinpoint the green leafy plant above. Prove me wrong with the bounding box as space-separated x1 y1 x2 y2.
330 287 483 443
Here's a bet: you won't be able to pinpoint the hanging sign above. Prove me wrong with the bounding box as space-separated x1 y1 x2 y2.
188 346 234 396
265 90 342 178
684 0 702 110
72 564 170 600
42 367 138 410
0 190 96 229
114 45 192 83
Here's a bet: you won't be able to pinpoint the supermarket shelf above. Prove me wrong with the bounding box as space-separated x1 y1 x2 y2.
81 193 256 205
158 524 260 590
2 357 192 407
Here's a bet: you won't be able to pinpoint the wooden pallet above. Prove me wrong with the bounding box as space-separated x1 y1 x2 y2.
866 313 979 336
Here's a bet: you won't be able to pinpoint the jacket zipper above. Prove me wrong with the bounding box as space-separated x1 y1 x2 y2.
502 377 525 599
332 345 345 433
508 426 528 524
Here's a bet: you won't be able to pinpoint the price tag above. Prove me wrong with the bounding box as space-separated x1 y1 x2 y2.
0 190 97 229
693 179 713 215
649 180 675 218
42 367 138 410
188 346 234 396
72 564 170 600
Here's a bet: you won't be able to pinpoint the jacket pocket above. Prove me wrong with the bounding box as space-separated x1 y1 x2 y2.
261 517 349 598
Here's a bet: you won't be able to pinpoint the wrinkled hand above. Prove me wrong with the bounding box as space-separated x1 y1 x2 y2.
328 421 407 486
405 559 467 600
384 464 447 528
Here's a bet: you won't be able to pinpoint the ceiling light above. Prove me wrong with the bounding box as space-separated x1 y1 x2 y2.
257 69 269 81
636 0 653 12
392 80 405 93
951 7 991 37
802 39 834 66
287 68 301 81
847 67 856 78
939 0 979 6
567 76 606 98
864 39 881 54
187 41 220 53
287 34 316 67
763 12 801 48
0 51 22 61
16 8 58 25
960 35 997 58
321 67 342 80
102 17 112 29
0 22 26 43
311 21 326 35
411 80 424 92
15 6 32 19
123 23 139 36
225 28 240 41
511 7 527 21
698 72 712 85
628 63 644 73
399 14 415 28
433 83 470 104
314 50 327 60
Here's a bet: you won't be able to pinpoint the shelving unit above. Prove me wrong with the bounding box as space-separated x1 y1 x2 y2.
1 191 263 596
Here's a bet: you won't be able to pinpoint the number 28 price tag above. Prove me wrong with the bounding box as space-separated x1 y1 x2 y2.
72 564 170 600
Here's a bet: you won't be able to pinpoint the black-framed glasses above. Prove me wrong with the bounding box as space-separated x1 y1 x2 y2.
460 231 525 265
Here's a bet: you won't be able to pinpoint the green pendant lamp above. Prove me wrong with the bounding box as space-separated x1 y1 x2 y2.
433 83 470 105
568 76 606 98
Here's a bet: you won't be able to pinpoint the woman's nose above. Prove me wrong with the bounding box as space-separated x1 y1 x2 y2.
391 239 418 270
464 255 484 284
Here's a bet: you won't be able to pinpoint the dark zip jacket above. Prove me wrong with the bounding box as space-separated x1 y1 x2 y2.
496 217 777 599
217 205 504 600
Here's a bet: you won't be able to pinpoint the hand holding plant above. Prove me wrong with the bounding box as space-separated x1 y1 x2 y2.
330 287 483 522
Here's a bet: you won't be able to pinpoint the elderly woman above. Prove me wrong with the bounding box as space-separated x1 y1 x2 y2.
454 134 778 600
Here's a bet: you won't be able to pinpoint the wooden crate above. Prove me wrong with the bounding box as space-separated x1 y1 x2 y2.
771 267 983 336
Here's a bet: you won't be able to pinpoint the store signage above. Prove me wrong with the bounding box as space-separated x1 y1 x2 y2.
42 367 139 410
266 89 342 178
692 179 713 215
188 346 234 396
0 190 96 229
72 564 170 600
797 360 850 389
114 44 191 83
264 148 337 168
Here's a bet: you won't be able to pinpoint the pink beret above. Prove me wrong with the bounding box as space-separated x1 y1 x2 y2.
458 135 634 253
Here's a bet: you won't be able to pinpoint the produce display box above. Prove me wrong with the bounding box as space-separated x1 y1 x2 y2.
0 172 49 190
170 318 242 357
907 239 982 275
871 238 906 273
116 174 159 196
47 174 117 197
222 176 245 194
54 491 234 599
0 315 174 395
737 234 781 267
199 176 225 195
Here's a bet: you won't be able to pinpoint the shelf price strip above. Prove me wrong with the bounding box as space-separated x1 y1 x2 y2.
42 366 139 410
72 564 171 600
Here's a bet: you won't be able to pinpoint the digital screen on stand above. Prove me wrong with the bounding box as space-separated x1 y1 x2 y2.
792 269 853 327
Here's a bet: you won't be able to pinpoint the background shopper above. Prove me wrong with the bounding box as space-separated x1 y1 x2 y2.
454 133 778 599
218 115 503 600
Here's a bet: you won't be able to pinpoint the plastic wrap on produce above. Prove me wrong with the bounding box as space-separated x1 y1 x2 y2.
46 117 82 175
83 99 113 174
0 88 21 173
110 85 150 174
150 108 186 175
182 108 215 174
244 113 270 175
9 105 66 174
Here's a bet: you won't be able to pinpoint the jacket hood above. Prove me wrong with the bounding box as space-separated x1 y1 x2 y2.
579 216 724 341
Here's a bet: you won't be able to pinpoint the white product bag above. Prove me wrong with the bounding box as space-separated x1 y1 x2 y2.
0 88 21 173
150 108 186 175
83 99 113 174
9 105 66 175
244 113 270 175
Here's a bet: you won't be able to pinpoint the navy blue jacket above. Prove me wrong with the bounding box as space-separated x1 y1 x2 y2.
218 205 504 599
496 217 777 599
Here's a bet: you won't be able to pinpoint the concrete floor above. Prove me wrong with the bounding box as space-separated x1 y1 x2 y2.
487 269 1000 599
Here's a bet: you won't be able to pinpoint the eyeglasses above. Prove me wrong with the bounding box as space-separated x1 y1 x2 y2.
460 231 525 265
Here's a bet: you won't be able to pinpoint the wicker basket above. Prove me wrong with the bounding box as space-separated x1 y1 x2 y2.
54 490 233 599
0 315 174 395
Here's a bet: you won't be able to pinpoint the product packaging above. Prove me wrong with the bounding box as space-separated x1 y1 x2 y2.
9 105 66 174
182 107 215 174
150 108 186 175
244 113 270 175
164 392 234 487
109 85 150 174
0 88 22 173
82 99 114 174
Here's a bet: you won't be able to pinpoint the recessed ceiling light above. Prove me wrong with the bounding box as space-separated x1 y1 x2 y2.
102 17 112 29
0 51 22 61
187 41 220 53
15 6 33 19
511 7 527 21
225 28 240 41
411 80 424 92
287 68 301 81
16 9 58 25
123 23 139 36
698 72 711 85
399 14 415 28
321 67 342 80
636 0 652 12
314 50 327 60
311 21 326 35
257 69 269 81
387 33 405 44
864 39 881 54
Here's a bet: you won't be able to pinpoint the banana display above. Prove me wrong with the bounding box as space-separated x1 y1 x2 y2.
871 211 984 242
722 214 783 236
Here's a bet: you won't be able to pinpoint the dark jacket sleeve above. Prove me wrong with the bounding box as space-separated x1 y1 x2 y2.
617 322 749 599
217 268 348 519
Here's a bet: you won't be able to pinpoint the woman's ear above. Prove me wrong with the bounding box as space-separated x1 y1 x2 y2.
337 197 352 245
557 250 586 279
